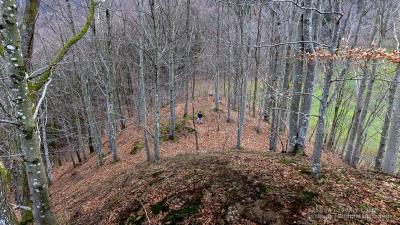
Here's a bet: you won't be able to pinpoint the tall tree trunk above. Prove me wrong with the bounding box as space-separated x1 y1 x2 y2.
252 7 262 118
375 70 400 170
311 0 342 179
350 64 377 167
40 111 53 183
83 77 103 165
168 17 176 140
183 0 191 118
150 0 161 161
138 0 151 161
115 86 126 130
351 0 387 167
1 1 58 223
277 4 296 136
214 2 221 131
215 2 221 131
268 6 282 152
227 7 234 123
288 13 305 153
105 8 119 163
382 88 400 174
296 0 321 153
236 12 250 150
344 68 368 163
74 109 87 161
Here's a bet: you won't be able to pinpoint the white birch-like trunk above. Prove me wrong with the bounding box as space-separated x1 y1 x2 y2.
40 112 53 183
1 1 58 223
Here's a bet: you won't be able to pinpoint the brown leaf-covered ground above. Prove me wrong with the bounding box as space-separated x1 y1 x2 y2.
50 97 400 225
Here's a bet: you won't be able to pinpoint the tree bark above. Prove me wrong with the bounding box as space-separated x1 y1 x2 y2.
297 0 321 153
0 161 17 225
40 111 53 183
288 13 305 153
375 71 400 170
1 1 58 223
382 87 400 174
311 0 342 179
105 8 119 163
150 0 161 161
138 0 151 161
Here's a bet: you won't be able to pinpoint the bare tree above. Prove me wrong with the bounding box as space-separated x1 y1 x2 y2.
0 0 95 223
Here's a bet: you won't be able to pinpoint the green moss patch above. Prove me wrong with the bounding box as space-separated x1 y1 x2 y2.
151 199 169 215
298 190 319 205
162 193 202 224
130 141 144 155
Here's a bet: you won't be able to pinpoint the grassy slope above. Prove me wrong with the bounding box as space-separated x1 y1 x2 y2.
246 63 397 165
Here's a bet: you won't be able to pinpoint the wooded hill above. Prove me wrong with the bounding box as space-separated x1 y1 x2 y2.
1 0 400 224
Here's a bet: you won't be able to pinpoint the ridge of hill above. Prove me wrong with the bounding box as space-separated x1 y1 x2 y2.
50 97 400 224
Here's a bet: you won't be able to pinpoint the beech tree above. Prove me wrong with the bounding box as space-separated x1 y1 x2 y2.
0 0 95 223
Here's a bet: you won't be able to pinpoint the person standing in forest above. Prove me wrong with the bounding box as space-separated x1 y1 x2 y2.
197 111 204 124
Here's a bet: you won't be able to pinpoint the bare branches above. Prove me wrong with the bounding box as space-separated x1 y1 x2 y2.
273 0 343 18
0 119 18 126
32 0 96 91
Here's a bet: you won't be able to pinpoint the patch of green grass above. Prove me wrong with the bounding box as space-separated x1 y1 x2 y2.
357 203 369 210
160 118 190 141
163 195 202 223
151 170 164 178
279 157 295 165
299 165 312 175
298 190 319 205
388 201 400 209
259 183 274 194
130 141 144 155
125 215 145 225
151 199 169 215
19 211 33 225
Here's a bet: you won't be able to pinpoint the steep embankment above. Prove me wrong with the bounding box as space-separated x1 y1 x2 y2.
50 97 400 224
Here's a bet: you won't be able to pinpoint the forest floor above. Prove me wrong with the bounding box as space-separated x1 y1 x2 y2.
50 97 400 225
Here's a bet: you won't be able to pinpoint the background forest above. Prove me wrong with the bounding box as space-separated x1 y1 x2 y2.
1 0 400 224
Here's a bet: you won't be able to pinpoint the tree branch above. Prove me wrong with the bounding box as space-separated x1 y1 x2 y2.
273 0 343 18
32 78 52 120
0 119 18 126
32 0 96 91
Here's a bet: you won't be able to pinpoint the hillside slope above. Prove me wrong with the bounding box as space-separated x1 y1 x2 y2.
50 97 400 224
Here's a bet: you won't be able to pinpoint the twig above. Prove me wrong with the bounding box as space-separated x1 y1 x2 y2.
139 199 151 224
12 204 32 211
0 119 18 126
